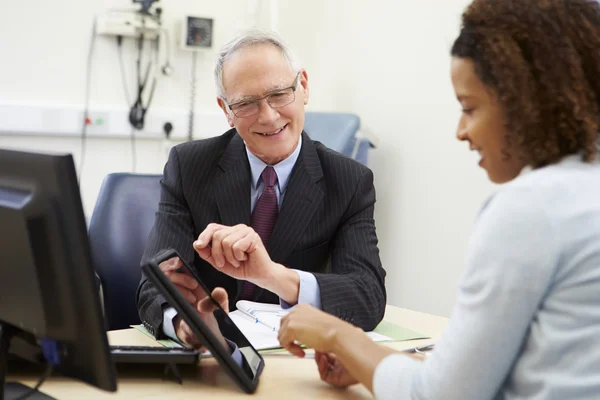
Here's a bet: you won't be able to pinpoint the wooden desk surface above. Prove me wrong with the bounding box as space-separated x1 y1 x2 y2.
10 306 447 399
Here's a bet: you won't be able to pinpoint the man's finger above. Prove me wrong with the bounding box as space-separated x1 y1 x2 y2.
176 319 201 348
231 234 260 261
197 296 217 314
220 228 251 268
167 271 199 290
194 223 226 248
193 244 215 266
210 226 243 269
176 286 197 304
211 287 229 313
182 325 202 348
158 257 182 272
193 283 208 299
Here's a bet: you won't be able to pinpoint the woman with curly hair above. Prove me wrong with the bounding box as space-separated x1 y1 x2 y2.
277 1 600 398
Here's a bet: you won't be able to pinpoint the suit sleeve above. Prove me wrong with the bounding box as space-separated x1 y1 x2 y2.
314 169 386 331
136 147 197 338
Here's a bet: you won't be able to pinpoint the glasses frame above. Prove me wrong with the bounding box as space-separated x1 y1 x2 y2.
226 72 302 118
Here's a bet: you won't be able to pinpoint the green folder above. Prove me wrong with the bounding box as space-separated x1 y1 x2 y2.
130 324 183 348
373 320 428 342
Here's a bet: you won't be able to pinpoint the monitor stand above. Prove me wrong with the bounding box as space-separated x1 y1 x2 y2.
1 324 56 400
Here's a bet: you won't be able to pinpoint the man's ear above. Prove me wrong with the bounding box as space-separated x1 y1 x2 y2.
217 97 235 127
299 70 309 105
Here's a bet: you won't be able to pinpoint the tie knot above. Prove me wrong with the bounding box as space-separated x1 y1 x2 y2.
261 166 278 188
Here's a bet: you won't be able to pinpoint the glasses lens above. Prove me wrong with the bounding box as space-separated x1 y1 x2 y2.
268 89 295 108
232 102 259 118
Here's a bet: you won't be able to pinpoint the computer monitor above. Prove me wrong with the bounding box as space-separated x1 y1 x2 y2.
0 148 117 399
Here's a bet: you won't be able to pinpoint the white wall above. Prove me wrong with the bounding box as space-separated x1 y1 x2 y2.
279 0 496 317
1 0 496 317
0 0 266 216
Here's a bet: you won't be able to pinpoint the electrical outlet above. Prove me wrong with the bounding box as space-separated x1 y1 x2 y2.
83 111 111 135
96 11 160 39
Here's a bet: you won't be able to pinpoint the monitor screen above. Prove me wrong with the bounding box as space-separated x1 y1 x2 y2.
0 148 117 396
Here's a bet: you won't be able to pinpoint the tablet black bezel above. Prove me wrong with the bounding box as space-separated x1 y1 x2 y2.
142 249 265 394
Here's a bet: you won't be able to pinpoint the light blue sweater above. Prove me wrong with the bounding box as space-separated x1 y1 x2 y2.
374 155 600 399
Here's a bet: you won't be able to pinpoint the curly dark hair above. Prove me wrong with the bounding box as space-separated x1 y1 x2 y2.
451 0 600 167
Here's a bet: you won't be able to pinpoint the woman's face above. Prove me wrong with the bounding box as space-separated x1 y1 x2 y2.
451 57 527 183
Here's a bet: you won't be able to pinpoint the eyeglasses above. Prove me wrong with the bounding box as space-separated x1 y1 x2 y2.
226 72 301 118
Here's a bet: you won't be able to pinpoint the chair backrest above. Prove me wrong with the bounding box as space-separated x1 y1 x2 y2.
88 173 162 331
304 112 362 161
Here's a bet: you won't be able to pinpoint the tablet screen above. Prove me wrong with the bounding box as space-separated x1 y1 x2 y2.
142 249 264 393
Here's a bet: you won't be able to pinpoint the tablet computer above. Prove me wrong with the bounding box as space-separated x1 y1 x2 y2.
142 249 265 394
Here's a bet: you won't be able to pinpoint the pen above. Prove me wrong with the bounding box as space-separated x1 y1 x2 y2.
406 343 435 354
254 317 278 332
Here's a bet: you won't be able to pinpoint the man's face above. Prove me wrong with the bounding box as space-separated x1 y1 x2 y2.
217 44 309 165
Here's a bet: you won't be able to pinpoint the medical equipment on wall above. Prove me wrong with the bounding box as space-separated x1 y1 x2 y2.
178 15 214 141
83 1 215 174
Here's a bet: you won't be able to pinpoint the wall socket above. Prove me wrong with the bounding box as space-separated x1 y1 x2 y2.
0 104 230 140
83 111 111 135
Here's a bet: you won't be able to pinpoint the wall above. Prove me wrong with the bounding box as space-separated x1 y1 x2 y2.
279 0 496 317
0 0 267 216
1 0 496 317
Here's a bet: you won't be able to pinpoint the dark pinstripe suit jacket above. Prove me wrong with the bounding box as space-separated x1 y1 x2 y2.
136 129 386 338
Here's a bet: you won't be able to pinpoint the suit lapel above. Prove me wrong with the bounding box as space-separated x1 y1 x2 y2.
215 132 324 300
214 132 252 227
268 132 324 263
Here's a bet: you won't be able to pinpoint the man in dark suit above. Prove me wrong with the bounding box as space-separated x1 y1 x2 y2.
136 29 386 346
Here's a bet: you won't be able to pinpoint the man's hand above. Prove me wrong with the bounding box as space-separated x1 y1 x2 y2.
193 223 300 303
193 223 274 281
159 256 202 305
174 287 230 349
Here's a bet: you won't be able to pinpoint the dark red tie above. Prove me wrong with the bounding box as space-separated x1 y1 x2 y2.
240 166 279 300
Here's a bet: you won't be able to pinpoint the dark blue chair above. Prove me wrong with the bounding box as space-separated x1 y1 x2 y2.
88 173 162 331
304 112 373 165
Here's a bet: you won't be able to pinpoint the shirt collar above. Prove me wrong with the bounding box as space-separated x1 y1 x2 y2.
517 153 587 178
246 135 303 193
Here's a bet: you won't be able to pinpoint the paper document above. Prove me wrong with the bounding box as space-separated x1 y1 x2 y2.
229 301 415 351
235 300 288 331
131 302 429 354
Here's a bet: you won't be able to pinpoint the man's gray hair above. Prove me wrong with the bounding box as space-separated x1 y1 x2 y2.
214 29 300 100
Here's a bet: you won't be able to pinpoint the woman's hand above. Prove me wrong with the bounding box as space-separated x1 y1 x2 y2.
278 304 356 357
315 351 359 388
279 304 398 393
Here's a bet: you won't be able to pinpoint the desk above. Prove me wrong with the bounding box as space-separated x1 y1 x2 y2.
10 306 447 399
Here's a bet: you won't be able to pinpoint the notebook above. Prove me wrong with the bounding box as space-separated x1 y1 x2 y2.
228 300 400 351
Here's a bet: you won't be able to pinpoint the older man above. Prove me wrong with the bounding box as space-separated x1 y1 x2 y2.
136 29 386 347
